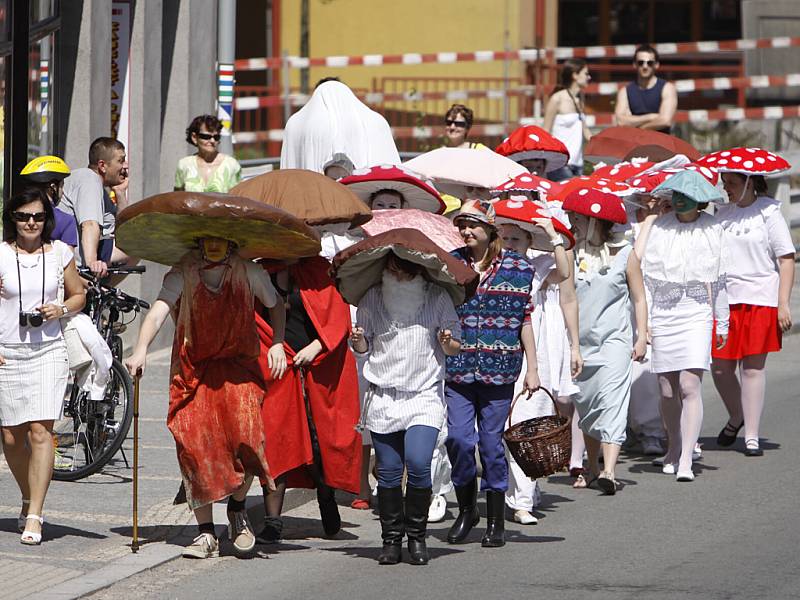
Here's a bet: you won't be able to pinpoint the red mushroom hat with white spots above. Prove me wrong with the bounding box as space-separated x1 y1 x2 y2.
495 125 570 172
695 147 790 177
489 173 561 199
562 187 628 224
591 161 654 182
548 176 637 202
493 198 575 251
339 164 446 214
628 163 719 194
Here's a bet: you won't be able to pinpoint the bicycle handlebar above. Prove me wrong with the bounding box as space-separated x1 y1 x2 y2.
79 265 146 278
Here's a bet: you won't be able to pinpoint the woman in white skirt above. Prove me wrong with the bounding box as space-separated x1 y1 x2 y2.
640 173 729 481
0 189 86 544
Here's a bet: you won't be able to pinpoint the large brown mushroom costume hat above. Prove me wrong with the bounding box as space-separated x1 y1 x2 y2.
231 168 372 229
115 191 321 265
331 228 479 307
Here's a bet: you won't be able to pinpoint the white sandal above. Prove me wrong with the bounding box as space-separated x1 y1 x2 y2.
18 499 30 533
21 515 43 545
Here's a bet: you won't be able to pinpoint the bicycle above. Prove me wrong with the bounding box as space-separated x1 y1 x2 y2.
52 266 150 481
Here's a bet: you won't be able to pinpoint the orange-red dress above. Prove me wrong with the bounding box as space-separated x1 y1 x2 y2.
255 256 362 494
167 253 273 510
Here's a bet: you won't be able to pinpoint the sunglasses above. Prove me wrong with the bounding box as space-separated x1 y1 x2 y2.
636 60 656 67
196 132 221 141
12 211 47 223
445 119 468 128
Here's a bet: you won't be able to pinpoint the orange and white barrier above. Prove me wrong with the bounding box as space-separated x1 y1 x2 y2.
233 105 800 144
234 73 800 111
234 36 800 72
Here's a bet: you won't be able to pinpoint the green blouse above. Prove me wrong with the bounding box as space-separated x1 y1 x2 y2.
174 154 242 193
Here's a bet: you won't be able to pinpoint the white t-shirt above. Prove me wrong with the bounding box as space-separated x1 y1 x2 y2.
0 241 73 344
156 260 278 310
715 196 795 307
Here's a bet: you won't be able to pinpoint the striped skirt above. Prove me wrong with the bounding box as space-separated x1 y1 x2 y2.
0 340 69 426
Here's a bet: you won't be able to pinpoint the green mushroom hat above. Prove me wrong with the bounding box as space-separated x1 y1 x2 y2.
115 191 321 265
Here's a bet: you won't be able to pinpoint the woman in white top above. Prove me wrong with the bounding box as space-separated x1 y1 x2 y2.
544 59 593 181
0 189 86 545
351 252 461 566
711 174 795 456
640 183 729 482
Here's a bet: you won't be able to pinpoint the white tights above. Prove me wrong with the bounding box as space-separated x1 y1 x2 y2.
658 369 704 473
554 395 586 471
711 355 767 444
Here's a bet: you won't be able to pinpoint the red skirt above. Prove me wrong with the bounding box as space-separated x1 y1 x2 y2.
712 303 782 361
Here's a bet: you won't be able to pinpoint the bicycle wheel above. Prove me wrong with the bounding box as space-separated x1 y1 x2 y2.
52 359 135 481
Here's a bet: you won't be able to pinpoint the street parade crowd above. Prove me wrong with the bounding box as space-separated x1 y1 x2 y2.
0 45 795 565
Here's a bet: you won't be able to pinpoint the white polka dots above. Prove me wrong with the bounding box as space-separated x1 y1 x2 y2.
528 133 540 142
503 182 514 189
707 156 717 162
590 203 601 214
601 187 611 193
507 200 524 208
578 189 589 196
699 167 713 179
718 159 728 165
755 156 765 164
721 151 731 157
520 175 533 182
540 181 552 189
731 155 742 162
743 160 754 169
767 155 777 161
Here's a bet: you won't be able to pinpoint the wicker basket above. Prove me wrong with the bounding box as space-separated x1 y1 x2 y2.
503 388 571 479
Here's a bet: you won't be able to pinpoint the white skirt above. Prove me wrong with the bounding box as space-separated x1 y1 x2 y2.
364 382 445 435
0 340 69 426
650 326 712 373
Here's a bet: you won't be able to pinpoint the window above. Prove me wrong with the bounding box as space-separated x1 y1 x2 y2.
28 33 53 159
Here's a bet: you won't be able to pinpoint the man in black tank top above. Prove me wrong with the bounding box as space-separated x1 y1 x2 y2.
614 44 677 134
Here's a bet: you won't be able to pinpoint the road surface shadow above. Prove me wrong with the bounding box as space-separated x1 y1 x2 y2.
0 518 106 540
322 544 464 562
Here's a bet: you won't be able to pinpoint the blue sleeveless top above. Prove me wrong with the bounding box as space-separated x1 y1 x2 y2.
626 78 670 133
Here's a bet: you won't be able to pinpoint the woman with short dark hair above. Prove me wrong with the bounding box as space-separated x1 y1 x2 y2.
0 189 86 545
175 114 241 192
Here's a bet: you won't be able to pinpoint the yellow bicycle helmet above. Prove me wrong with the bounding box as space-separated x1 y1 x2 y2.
20 155 71 183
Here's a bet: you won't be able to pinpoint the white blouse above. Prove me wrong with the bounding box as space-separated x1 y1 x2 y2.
715 196 794 307
0 241 73 344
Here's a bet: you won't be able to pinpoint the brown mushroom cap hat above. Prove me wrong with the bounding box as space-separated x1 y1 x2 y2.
231 168 372 228
332 228 479 306
115 191 321 265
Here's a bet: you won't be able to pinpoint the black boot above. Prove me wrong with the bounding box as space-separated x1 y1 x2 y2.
377 486 404 565
317 484 341 537
447 479 480 544
481 491 506 548
404 486 432 565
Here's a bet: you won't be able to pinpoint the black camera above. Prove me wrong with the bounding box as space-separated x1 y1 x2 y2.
19 311 44 327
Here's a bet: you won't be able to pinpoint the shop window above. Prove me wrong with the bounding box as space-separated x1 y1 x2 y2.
31 0 56 24
28 33 53 159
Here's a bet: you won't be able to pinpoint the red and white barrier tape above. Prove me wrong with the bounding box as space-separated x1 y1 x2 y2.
233 104 800 144
234 73 800 111
234 36 800 71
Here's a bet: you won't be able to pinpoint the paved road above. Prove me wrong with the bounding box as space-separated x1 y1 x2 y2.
80 334 800 600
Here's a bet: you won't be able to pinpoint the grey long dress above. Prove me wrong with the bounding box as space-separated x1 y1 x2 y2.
574 244 634 445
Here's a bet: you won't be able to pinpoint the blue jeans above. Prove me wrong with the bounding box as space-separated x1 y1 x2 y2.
370 425 439 489
445 382 514 492
548 164 583 181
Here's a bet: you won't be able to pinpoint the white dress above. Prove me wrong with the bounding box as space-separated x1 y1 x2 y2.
643 212 729 373
0 241 72 425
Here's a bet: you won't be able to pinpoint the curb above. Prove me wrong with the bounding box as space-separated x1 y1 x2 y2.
35 488 317 600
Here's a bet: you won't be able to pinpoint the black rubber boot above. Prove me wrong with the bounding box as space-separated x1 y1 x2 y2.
404 486 432 565
317 484 341 537
377 486 404 565
481 490 506 548
446 479 480 544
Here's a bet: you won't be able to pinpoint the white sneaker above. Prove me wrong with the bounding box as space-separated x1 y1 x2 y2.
676 470 695 482
428 494 447 523
512 509 538 525
227 510 256 555
662 463 677 475
183 533 219 559
692 443 702 461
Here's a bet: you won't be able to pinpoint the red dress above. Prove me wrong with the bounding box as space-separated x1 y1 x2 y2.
256 256 362 494
167 253 273 510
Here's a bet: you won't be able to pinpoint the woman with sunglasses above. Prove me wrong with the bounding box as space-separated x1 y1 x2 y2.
442 104 488 150
0 189 86 545
174 114 242 193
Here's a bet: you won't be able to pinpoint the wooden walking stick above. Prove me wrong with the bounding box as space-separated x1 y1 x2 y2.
132 372 141 553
